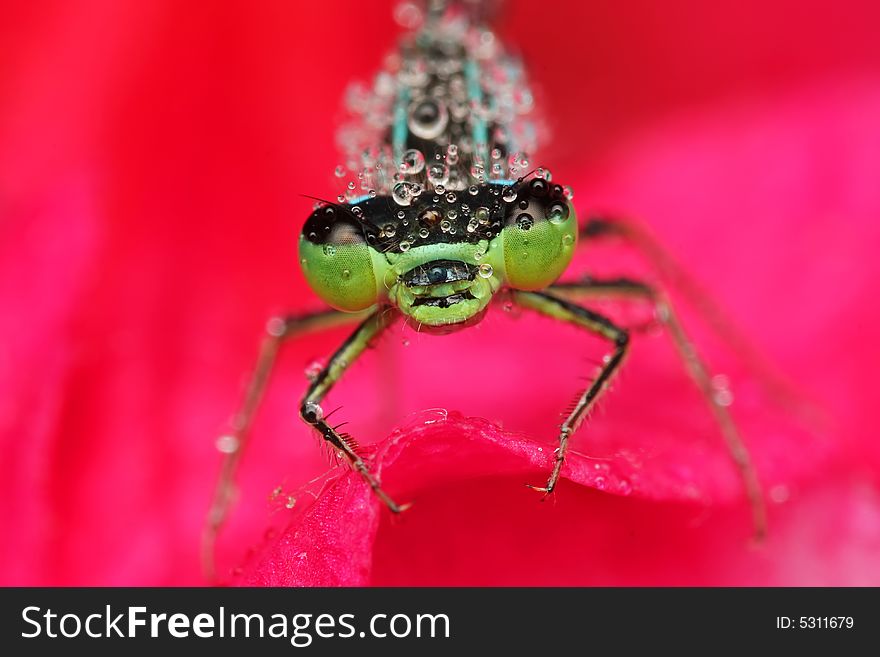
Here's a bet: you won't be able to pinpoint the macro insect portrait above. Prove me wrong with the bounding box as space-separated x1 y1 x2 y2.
202 0 825 584
4 0 879 590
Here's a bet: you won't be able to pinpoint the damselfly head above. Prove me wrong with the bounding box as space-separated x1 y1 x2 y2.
298 175 577 327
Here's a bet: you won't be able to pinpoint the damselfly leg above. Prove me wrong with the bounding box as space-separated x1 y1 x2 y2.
202 308 402 580
549 276 768 540
298 308 406 516
512 291 630 498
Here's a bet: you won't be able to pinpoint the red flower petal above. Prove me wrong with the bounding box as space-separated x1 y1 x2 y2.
3 0 880 586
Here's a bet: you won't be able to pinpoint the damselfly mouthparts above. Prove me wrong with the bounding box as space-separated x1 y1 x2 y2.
204 0 768 577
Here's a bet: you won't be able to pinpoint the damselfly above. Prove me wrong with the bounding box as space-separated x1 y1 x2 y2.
204 0 770 577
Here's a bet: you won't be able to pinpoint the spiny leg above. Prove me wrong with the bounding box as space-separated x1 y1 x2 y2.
203 308 365 580
551 277 768 540
511 290 630 497
581 214 821 427
300 307 406 515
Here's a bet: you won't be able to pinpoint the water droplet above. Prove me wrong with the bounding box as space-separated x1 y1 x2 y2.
369 189 377 198
215 435 239 454
304 401 324 421
322 244 337 256
285 496 296 509
304 360 323 381
517 213 534 231
508 152 530 172
419 207 442 226
399 148 425 175
562 233 574 246
383 224 396 238
770 484 790 504
347 181 356 191
445 191 457 203
473 250 484 260
393 1 423 28
468 185 479 196
428 162 449 187
392 181 414 206
337 194 345 203
475 207 490 224
594 476 607 490
334 165 346 178
547 202 569 224
478 263 493 278
446 209 458 220
502 187 518 202
563 185 574 200
446 143 459 165
419 227 430 238
409 98 448 140
341 268 351 280
399 241 411 252
617 479 632 495
440 219 452 232
266 317 286 336
401 337 411 347
711 374 734 406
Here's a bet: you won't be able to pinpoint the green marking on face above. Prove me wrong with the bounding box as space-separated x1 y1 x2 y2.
386 241 501 327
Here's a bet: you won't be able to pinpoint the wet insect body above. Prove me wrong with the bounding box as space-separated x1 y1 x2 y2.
204 3 766 575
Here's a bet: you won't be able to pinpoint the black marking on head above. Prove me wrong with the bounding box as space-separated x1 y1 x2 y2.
302 183 506 252
301 203 379 247
401 259 477 286
411 291 475 308
301 177 571 253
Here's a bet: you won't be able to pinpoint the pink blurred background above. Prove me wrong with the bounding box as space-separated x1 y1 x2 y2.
2 0 879 585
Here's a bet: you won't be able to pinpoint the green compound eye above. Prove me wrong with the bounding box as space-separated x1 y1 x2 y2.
501 197 577 290
299 211 380 312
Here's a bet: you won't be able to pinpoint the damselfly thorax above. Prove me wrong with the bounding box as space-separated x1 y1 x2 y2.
299 7 576 332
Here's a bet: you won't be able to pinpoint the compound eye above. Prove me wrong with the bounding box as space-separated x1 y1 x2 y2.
501 191 577 291
298 206 379 312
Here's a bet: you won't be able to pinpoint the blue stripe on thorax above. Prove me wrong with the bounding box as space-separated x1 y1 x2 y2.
464 58 488 163
392 85 411 165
